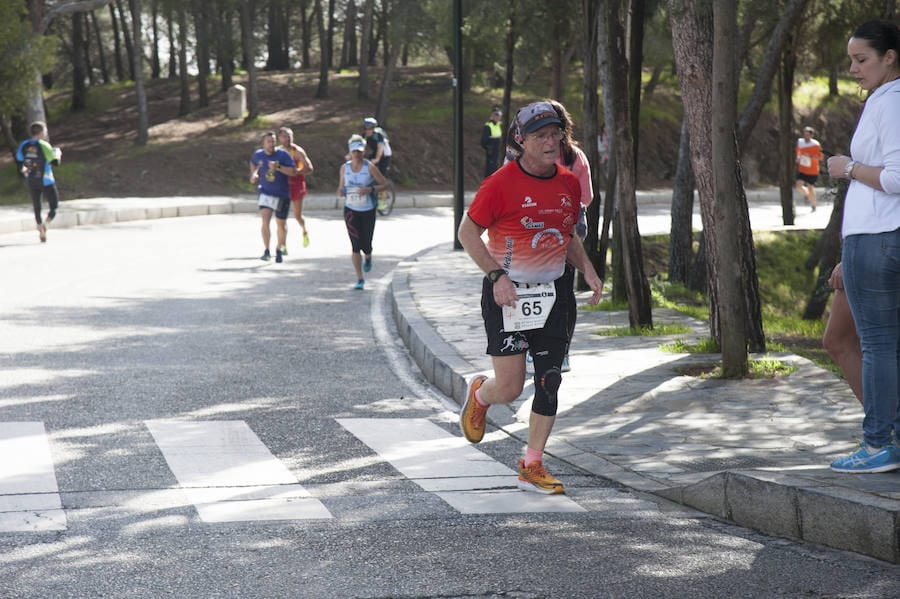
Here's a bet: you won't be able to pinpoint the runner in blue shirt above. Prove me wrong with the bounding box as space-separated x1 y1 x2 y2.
249 131 296 262
16 121 61 243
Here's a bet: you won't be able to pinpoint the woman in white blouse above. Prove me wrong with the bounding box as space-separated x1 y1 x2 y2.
827 20 900 473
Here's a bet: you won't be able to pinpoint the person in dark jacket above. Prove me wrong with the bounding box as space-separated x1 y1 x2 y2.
480 107 503 178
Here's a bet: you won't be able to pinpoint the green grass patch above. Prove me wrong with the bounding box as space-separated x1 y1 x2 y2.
596 322 694 337
661 337 719 354
673 357 796 379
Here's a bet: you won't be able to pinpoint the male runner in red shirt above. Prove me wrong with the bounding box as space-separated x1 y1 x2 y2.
457 101 604 494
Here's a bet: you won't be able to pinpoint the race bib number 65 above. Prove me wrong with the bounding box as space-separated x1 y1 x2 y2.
502 283 556 332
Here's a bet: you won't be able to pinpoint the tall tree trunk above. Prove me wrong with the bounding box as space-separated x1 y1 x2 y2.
580 0 603 290
115 0 135 80
191 0 210 106
266 0 289 70
240 0 258 121
72 12 88 111
712 0 749 376
357 0 373 99
314 0 333 98
379 0 389 67
214 0 236 91
628 0 644 169
110 2 126 81
130 0 148 145
300 0 312 67
374 0 410 124
81 11 96 86
778 40 796 225
166 2 177 79
669 0 721 341
177 2 190 115
90 10 110 83
550 12 564 101
604 0 652 328
150 0 161 78
326 0 336 69
342 0 357 68
668 116 695 284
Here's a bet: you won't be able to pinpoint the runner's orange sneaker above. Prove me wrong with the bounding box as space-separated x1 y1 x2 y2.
517 459 565 495
459 375 488 443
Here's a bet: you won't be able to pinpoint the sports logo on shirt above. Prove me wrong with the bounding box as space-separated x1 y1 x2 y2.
521 196 537 209
520 216 545 230
531 228 565 249
559 194 573 208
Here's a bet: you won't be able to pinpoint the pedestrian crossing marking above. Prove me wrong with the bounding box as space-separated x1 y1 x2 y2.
337 418 585 514
145 420 332 523
0 422 66 532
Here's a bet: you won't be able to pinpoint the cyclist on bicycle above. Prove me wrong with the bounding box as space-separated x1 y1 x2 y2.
362 117 392 178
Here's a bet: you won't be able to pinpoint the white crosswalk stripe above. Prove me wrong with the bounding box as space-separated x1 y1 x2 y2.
337 418 585 514
0 417 589 531
145 420 333 523
0 422 66 532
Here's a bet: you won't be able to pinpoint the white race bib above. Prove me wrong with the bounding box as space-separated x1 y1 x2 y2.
799 155 812 167
345 187 368 208
502 283 556 332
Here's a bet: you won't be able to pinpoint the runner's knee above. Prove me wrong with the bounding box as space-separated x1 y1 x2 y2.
532 366 561 416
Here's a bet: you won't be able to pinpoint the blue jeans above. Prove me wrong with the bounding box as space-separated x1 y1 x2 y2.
842 229 900 448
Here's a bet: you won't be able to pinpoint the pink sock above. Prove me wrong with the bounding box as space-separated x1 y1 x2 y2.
524 448 543 467
474 387 488 407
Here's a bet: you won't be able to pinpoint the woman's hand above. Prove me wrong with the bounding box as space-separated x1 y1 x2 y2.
827 155 853 179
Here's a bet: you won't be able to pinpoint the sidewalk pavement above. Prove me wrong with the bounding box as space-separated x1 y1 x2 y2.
2 190 896 564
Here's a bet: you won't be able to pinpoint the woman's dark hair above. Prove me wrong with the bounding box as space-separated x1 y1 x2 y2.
852 20 900 56
546 99 579 168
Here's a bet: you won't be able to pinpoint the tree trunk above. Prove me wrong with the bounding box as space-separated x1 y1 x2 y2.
314 0 330 98
115 0 135 80
214 0 235 91
628 0 644 169
580 0 603 291
374 0 410 125
110 2 125 81
357 0 373 99
712 0 749 376
668 116 695 284
266 0 289 70
191 0 210 107
81 11 96 86
604 0 652 328
379 0 389 67
669 0 720 341
550 12 564 101
150 0 161 78
778 41 796 225
803 181 846 319
301 0 312 68
326 0 336 69
90 10 110 84
72 12 88 111
166 2 177 79
177 2 191 115
240 0 258 121
130 0 148 145
342 0 357 68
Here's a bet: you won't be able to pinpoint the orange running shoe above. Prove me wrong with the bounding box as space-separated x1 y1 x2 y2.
459 375 488 443
517 459 565 495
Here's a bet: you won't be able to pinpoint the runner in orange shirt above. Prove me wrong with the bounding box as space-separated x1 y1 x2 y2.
796 126 824 212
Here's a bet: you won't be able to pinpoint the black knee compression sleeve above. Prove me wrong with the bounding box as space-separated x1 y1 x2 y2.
532 366 562 416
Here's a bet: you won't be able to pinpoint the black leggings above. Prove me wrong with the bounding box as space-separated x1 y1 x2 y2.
28 179 59 225
344 206 376 254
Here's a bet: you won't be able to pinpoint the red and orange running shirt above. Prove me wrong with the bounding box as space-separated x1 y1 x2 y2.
468 160 581 284
796 138 824 177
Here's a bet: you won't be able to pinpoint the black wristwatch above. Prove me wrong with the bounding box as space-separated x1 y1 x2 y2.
487 269 507 283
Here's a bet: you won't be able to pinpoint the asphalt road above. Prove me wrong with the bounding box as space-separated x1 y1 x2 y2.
0 207 897 598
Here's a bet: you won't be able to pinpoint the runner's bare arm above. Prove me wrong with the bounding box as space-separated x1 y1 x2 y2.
249 161 259 184
566 237 604 305
457 215 517 307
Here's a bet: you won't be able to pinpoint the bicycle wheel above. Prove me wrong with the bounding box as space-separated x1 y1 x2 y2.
377 180 396 216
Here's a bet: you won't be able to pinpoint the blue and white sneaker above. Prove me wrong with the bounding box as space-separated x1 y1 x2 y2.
830 443 900 473
561 355 571 373
353 279 365 290
525 352 534 375
363 255 372 273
